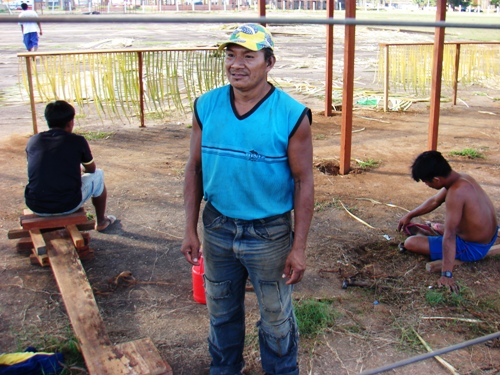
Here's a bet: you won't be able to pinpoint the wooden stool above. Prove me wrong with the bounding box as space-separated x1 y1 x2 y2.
8 207 95 266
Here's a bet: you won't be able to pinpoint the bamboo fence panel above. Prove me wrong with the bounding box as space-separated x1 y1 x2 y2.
378 42 500 98
19 48 225 130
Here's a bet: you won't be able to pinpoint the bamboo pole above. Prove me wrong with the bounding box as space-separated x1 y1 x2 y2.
324 0 334 117
25 56 38 135
138 51 145 128
452 43 461 105
383 44 389 112
428 0 446 151
340 0 356 175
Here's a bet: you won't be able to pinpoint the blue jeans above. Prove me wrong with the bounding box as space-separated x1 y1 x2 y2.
202 202 299 375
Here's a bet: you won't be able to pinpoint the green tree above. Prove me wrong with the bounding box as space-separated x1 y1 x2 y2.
413 0 437 7
447 0 471 8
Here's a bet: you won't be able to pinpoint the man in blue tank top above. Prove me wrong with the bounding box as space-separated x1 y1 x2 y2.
181 24 314 375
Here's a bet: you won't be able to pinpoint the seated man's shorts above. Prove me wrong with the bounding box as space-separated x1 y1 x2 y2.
428 228 499 262
23 32 38 50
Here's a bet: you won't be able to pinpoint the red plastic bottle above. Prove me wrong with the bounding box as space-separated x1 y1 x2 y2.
192 256 206 304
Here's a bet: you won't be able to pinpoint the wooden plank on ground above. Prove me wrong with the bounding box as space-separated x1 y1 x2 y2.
21 208 88 230
46 230 171 374
45 230 129 374
113 338 173 375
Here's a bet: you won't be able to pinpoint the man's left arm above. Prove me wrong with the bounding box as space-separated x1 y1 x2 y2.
438 188 464 293
82 161 96 174
283 115 314 285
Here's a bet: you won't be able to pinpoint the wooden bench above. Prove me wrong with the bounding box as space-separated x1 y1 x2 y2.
8 210 173 375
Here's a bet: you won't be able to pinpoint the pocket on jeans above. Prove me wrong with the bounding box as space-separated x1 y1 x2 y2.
253 218 291 241
259 318 295 358
204 275 231 300
202 206 226 230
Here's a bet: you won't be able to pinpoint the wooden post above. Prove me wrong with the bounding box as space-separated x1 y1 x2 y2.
138 51 146 128
25 56 38 134
383 44 389 112
427 0 446 151
452 43 461 106
339 0 356 175
324 0 334 116
259 0 266 25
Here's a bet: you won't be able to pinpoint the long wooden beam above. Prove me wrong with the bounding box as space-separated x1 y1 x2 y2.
340 0 356 175
324 0 334 117
427 0 447 151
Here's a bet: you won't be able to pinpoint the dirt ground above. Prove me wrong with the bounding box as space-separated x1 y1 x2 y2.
0 12 500 375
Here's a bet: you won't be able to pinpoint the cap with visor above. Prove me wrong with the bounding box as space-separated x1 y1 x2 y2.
218 23 274 52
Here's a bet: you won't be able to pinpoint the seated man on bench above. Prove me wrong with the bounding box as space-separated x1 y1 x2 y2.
24 100 116 232
397 151 498 293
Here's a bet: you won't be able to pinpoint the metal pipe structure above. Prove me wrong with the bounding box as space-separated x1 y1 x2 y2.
2 16 500 29
360 330 500 375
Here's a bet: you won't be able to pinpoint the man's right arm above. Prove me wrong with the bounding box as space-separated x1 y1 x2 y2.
180 116 203 266
398 188 447 232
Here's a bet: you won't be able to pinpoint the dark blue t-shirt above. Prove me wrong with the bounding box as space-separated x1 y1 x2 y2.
25 129 93 214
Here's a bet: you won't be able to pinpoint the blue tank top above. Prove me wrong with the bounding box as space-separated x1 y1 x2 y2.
195 84 310 220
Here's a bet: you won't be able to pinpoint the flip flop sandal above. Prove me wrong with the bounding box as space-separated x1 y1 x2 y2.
403 223 438 236
425 221 444 235
95 215 117 232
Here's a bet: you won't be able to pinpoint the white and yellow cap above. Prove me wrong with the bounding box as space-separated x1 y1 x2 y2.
218 23 274 52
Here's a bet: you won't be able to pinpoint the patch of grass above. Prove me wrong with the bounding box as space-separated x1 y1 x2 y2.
75 130 114 141
449 148 484 159
86 212 95 221
314 199 338 212
425 284 468 307
145 112 165 120
294 299 337 338
355 158 380 169
396 325 422 352
314 133 327 140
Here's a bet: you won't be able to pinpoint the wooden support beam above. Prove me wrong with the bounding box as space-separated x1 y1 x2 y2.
30 253 49 267
29 228 46 255
324 0 334 117
66 224 85 249
427 0 447 151
339 0 356 175
8 222 95 239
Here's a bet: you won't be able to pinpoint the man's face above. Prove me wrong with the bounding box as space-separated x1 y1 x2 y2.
224 45 273 91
